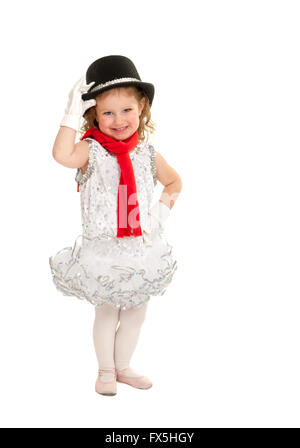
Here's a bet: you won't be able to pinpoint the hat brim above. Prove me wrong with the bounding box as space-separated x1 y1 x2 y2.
82 80 154 109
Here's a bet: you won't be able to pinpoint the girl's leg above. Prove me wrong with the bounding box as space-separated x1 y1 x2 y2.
93 303 120 377
114 302 148 377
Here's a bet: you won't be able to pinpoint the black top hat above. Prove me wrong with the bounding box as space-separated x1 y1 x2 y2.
81 55 155 108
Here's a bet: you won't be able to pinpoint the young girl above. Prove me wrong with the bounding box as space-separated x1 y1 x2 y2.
49 55 182 396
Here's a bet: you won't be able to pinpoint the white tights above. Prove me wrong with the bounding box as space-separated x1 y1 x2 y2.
93 302 148 379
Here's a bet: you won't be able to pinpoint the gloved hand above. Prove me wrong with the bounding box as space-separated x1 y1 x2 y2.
143 200 171 234
60 76 96 131
142 201 170 246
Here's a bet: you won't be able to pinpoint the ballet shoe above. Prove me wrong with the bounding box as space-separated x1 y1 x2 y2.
116 367 153 389
95 368 117 396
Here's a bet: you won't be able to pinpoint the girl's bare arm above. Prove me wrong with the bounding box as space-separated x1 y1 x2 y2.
52 126 89 169
155 151 183 209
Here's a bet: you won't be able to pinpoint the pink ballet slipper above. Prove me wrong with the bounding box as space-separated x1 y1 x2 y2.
95 368 117 396
116 368 153 389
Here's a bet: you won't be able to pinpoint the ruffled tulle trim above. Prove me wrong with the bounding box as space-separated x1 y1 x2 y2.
49 231 178 310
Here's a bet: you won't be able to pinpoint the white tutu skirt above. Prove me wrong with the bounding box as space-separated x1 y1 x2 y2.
49 229 178 310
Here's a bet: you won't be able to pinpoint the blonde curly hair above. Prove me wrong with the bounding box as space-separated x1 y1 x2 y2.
79 85 156 143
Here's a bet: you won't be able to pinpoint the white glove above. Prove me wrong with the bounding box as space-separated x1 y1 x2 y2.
144 200 171 234
142 201 170 246
60 76 96 131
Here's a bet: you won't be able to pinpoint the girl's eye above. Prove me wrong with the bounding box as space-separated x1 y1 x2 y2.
104 109 131 115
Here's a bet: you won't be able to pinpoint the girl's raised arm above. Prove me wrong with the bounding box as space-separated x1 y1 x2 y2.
52 76 95 168
52 127 90 169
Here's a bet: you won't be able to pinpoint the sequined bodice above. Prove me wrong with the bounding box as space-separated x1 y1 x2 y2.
75 138 157 240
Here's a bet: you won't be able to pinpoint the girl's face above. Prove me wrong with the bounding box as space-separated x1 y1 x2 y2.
95 87 146 140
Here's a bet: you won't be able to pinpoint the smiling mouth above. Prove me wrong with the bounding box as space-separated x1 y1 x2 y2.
112 126 128 132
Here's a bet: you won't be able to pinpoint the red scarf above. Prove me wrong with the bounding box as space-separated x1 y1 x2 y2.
79 127 143 238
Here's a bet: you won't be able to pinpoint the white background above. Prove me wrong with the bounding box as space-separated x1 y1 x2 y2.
0 0 300 428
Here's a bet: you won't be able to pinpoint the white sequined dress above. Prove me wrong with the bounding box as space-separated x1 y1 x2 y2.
49 137 178 310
